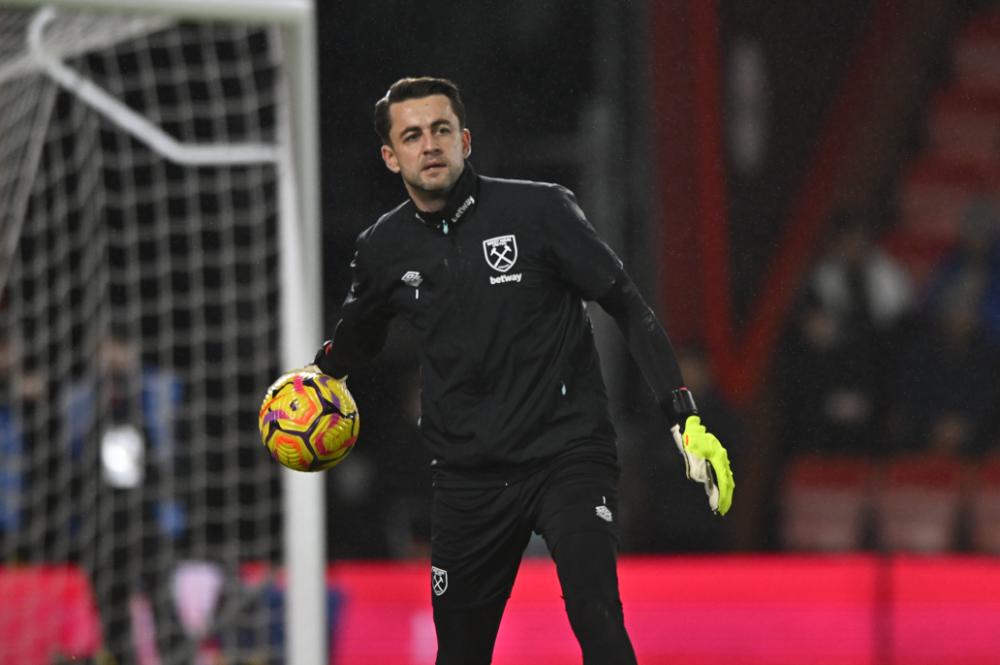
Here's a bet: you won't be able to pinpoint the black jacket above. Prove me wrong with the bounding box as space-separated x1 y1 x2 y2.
322 164 683 480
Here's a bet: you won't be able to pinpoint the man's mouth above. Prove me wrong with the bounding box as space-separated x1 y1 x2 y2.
423 162 446 172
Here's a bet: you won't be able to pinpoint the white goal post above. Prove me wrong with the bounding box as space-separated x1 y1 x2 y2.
0 2 326 665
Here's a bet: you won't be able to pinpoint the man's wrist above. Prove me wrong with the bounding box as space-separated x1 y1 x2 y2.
664 387 698 426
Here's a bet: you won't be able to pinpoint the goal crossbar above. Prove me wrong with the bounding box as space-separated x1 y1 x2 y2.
27 8 282 166
1 0 312 24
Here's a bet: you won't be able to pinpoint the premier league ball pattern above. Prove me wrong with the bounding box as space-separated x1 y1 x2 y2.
259 369 359 472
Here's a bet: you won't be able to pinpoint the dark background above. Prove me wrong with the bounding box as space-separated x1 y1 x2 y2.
312 0 881 557
312 0 998 557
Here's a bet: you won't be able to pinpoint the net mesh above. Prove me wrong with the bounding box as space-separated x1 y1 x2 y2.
0 6 289 664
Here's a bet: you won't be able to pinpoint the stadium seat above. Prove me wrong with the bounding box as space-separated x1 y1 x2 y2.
874 453 967 553
897 157 1000 240
780 454 874 551
926 87 1000 164
880 226 955 288
952 7 1000 91
892 5 1000 259
969 454 1000 554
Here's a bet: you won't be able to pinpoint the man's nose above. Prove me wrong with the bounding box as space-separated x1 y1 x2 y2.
421 133 441 152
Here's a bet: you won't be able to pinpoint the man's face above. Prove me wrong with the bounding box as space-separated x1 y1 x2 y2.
380 94 471 211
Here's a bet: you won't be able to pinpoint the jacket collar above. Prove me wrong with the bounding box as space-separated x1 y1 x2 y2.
412 161 478 235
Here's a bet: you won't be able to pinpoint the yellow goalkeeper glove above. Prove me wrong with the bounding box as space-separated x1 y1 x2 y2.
671 414 735 516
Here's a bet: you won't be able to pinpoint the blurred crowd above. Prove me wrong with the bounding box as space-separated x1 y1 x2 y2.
782 201 1000 463
774 199 1000 554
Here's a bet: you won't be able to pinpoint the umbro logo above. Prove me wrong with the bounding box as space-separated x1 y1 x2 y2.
402 271 423 300
401 271 423 288
595 496 613 522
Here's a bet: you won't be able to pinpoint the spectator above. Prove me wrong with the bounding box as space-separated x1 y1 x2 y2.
0 335 26 545
890 283 1000 457
923 197 1000 346
808 211 915 338
0 333 44 558
781 211 915 455
63 329 190 665
891 197 1000 457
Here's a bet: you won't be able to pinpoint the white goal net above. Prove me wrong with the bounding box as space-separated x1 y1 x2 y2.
0 3 322 664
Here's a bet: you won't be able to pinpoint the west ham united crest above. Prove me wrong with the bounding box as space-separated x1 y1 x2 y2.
482 234 518 273
431 566 449 596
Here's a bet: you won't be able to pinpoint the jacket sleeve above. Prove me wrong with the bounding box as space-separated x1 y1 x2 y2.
544 185 685 405
543 185 624 301
596 274 685 408
318 229 393 377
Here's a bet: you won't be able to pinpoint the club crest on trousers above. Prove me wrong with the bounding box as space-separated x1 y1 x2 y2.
483 234 518 273
431 566 448 596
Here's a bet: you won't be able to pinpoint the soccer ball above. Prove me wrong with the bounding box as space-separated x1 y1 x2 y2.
258 369 359 472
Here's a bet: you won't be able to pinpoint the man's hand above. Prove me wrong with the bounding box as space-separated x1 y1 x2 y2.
313 339 348 379
671 415 734 516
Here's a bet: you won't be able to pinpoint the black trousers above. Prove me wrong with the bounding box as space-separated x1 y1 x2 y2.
430 458 638 665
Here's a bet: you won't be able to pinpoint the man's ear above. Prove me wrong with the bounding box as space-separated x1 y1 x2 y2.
462 128 472 158
381 144 401 173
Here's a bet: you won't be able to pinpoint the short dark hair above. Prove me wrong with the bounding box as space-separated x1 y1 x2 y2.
373 77 467 146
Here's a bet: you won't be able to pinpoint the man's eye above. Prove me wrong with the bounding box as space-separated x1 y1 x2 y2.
436 126 451 135
403 134 418 143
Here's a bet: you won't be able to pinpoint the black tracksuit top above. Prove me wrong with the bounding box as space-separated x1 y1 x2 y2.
326 164 684 481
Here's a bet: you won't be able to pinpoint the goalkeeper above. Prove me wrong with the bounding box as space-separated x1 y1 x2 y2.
315 77 734 665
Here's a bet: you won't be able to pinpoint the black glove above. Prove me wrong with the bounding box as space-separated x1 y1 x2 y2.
313 339 347 379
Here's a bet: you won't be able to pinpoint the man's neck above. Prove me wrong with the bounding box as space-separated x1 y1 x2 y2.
407 163 468 213
409 163 477 231
409 188 449 213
